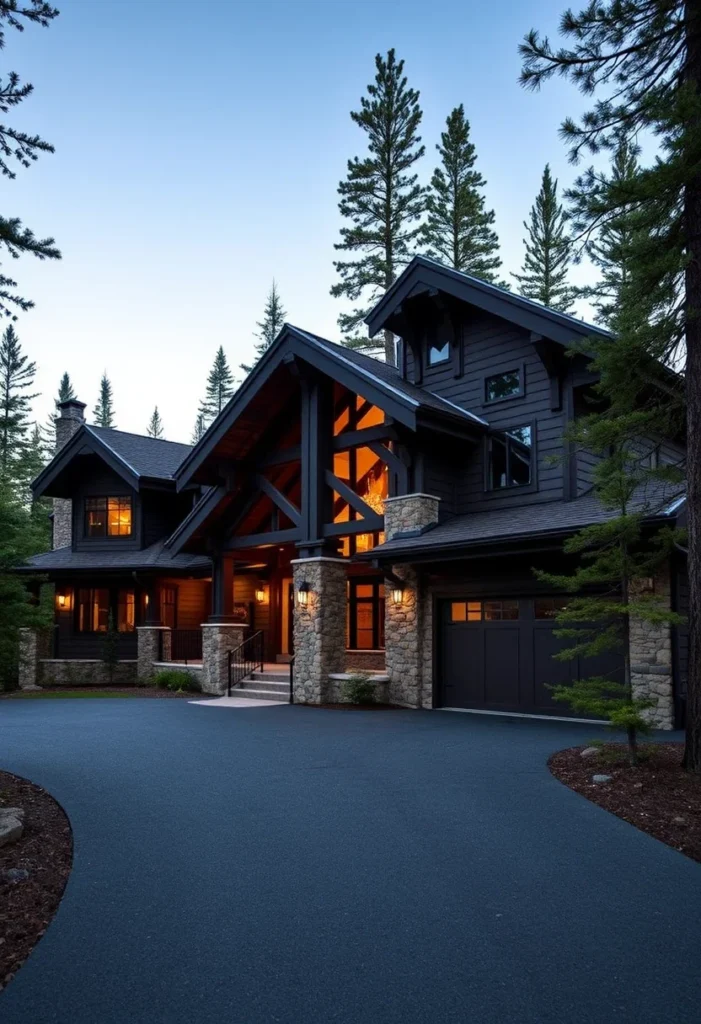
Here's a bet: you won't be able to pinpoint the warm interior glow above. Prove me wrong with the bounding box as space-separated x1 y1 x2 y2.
57 593 66 608
255 585 267 604
392 585 404 605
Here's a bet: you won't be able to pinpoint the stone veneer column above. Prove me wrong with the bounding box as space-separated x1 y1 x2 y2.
136 626 171 683
18 627 50 691
200 623 246 695
291 557 346 704
630 565 675 730
53 399 86 549
383 494 440 709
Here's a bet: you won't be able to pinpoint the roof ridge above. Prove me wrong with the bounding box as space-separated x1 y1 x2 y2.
90 425 191 448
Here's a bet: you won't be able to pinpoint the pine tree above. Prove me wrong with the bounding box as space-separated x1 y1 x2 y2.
241 281 286 374
0 3 61 318
198 347 235 425
420 105 502 282
512 164 575 311
56 372 75 405
191 412 206 445
0 324 38 484
146 406 164 439
92 373 115 428
577 140 641 327
520 0 700 769
42 371 77 456
331 49 425 361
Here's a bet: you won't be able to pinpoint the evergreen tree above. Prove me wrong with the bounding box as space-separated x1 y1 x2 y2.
56 372 75 405
0 324 38 484
42 371 77 456
331 49 425 361
512 164 575 311
146 406 164 439
92 373 115 428
577 140 641 327
191 412 206 445
241 281 286 374
198 347 235 425
0 3 61 318
420 105 502 282
519 0 699 768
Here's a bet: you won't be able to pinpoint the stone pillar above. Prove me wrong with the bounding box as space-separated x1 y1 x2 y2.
201 623 246 695
291 557 346 704
18 627 49 691
383 494 440 708
53 399 86 550
630 565 675 730
136 626 171 682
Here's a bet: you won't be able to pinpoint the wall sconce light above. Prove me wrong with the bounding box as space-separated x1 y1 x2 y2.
296 581 310 606
391 584 404 606
56 591 68 610
255 584 267 604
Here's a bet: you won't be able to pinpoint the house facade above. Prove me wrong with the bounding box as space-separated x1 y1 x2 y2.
19 258 688 726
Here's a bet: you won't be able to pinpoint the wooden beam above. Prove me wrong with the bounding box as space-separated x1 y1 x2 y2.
322 517 384 538
211 555 234 617
300 372 336 555
258 445 301 468
223 528 300 551
333 424 397 450
367 441 408 492
325 469 382 522
256 474 301 526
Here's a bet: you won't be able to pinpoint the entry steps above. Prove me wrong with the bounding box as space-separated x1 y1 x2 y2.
231 669 289 702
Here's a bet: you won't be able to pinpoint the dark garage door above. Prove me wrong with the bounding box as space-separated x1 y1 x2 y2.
437 596 623 715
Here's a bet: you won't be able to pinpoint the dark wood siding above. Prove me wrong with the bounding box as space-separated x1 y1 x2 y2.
71 460 139 551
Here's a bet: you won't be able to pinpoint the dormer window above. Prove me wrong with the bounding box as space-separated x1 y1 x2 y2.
85 496 133 537
427 338 450 366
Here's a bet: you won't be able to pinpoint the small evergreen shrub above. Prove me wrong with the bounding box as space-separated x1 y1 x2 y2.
341 673 376 705
152 669 201 693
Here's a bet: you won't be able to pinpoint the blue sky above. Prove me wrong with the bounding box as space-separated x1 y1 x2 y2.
8 0 594 442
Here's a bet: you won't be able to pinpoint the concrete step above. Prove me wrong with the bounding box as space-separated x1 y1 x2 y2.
229 687 288 702
250 671 290 683
239 677 288 694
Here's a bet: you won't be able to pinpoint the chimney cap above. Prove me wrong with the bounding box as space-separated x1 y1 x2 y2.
57 398 86 417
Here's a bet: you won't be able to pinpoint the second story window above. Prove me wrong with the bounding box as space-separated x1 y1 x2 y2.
488 425 533 489
485 369 522 403
85 496 133 538
427 338 450 366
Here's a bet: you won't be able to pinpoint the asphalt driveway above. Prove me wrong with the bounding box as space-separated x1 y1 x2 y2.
0 700 699 1024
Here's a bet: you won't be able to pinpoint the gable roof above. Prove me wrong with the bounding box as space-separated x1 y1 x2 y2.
33 424 192 499
174 323 487 490
365 255 610 345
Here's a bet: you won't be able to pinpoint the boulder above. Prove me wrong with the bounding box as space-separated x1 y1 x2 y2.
0 807 24 847
580 747 600 759
592 774 613 784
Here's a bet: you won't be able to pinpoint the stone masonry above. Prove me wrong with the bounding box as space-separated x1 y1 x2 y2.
136 626 171 683
383 494 440 708
18 627 51 690
200 623 246 695
630 566 675 730
53 399 86 549
291 557 346 704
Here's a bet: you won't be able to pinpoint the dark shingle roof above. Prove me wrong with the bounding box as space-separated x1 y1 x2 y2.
368 484 686 559
87 426 192 480
290 328 488 427
19 541 210 574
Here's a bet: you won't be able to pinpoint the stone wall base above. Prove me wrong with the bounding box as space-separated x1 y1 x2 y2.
326 673 389 704
345 650 386 672
39 660 138 687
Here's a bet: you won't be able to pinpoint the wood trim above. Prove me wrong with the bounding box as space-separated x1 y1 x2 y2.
322 517 384 538
325 470 380 521
256 474 301 526
333 424 398 450
223 528 300 550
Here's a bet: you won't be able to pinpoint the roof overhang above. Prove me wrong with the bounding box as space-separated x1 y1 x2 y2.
32 424 142 499
366 256 611 346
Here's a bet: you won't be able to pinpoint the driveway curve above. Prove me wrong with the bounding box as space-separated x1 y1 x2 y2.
0 700 699 1024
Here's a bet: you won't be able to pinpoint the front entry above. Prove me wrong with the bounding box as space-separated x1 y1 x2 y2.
437 595 623 715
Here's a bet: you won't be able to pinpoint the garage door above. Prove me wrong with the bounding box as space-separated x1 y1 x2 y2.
437 596 623 715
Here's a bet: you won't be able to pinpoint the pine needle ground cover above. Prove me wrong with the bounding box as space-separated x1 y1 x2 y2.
550 744 701 864
0 771 72 991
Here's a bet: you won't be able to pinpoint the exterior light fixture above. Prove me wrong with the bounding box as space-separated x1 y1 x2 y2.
57 591 67 609
297 581 310 606
391 584 404 606
255 585 266 604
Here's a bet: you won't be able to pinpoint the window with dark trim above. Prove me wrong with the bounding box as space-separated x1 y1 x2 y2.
117 589 136 631
485 369 522 403
347 579 385 649
488 425 533 489
450 600 519 622
85 496 133 537
161 586 177 629
427 338 450 366
77 588 110 632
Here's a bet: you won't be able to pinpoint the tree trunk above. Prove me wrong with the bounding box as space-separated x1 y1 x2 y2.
684 2 701 773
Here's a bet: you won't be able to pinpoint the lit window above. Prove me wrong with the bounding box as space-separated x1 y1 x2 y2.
488 425 533 489
77 588 110 632
485 370 522 403
348 579 385 649
117 589 135 632
483 600 519 621
85 496 132 537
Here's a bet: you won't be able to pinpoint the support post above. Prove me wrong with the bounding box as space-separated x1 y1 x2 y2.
137 626 171 682
201 623 246 695
210 554 235 622
291 557 346 703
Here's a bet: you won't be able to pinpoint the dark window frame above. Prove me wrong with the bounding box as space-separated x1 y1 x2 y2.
426 335 451 368
482 363 526 407
484 420 537 493
348 578 385 650
84 495 133 539
76 585 139 633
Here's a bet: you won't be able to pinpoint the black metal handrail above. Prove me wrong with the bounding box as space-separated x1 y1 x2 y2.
171 629 203 663
227 630 264 696
289 655 295 704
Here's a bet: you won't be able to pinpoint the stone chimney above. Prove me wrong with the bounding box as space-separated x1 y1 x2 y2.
52 399 86 549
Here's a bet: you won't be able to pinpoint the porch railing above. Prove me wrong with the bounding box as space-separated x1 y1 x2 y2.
170 629 203 663
227 630 264 696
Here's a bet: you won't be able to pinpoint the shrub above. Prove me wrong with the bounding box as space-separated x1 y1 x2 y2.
341 673 376 705
152 669 201 693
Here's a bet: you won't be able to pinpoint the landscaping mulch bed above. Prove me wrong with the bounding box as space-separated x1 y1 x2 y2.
549 743 701 864
1 687 210 700
0 771 73 991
